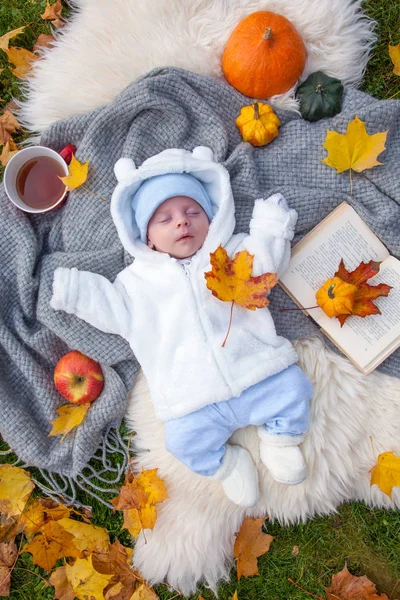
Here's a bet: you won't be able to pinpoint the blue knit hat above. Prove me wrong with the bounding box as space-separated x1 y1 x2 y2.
132 173 214 242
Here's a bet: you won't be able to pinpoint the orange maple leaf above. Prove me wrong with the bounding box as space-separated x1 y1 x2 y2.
316 259 391 327
370 451 400 500
3 46 39 79
325 564 389 599
0 110 21 145
204 246 277 346
41 0 63 21
111 469 168 539
23 520 81 572
234 517 274 580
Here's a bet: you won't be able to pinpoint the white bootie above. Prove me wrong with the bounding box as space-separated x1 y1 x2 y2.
258 428 307 485
211 444 259 507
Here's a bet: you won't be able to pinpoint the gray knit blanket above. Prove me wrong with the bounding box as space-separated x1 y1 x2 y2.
1 67 399 478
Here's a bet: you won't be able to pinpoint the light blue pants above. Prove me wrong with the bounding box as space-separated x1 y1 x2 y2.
164 364 313 476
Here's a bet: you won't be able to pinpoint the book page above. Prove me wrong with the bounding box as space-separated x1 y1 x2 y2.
279 203 397 371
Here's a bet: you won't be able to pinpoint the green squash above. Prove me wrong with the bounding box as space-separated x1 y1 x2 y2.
296 71 344 122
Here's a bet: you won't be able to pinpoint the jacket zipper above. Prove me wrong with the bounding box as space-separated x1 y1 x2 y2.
176 258 233 395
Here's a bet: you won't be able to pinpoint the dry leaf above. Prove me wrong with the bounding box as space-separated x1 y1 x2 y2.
234 517 274 580
1 99 19 115
0 465 34 519
130 583 160 600
292 545 300 557
316 259 392 327
4 47 39 79
325 564 389 599
322 115 388 174
370 451 400 500
205 246 277 346
0 110 21 145
59 154 89 190
0 140 19 167
49 566 76 600
49 403 90 440
0 26 25 52
23 520 81 571
33 34 56 52
0 539 17 596
112 470 168 539
41 0 63 21
57 517 110 555
51 19 65 29
389 43 400 76
65 555 114 600
93 539 137 600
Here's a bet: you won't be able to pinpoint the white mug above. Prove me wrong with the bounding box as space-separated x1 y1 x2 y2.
3 146 69 214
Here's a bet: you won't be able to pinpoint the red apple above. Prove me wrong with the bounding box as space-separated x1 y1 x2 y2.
54 350 104 404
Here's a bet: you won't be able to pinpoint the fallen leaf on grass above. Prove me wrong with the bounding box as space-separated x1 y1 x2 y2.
41 0 63 21
57 517 110 555
0 139 19 167
3 47 39 79
325 564 389 599
111 469 168 539
23 520 81 572
370 451 400 500
0 465 34 518
49 565 75 600
0 27 25 52
0 539 17 596
205 246 277 346
130 583 160 600
49 403 90 440
389 43 400 76
234 517 274 579
59 154 89 190
65 555 114 600
0 110 21 145
33 34 56 52
230 592 239 600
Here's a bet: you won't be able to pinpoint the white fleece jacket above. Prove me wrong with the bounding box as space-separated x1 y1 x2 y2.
50 146 299 421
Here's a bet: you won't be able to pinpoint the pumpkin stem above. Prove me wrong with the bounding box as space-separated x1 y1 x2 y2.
327 284 336 299
253 102 260 120
262 27 273 41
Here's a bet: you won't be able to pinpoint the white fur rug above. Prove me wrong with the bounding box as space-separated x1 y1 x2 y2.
17 0 400 596
19 0 375 133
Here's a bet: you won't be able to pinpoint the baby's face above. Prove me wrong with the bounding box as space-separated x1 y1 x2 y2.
147 195 210 259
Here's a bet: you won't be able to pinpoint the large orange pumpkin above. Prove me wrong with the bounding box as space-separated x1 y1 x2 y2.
222 11 307 99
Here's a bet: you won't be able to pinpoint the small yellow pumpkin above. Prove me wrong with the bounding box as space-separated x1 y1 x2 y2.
236 102 280 147
315 276 358 318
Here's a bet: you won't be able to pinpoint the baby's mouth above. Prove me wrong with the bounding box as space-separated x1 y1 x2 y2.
177 234 193 241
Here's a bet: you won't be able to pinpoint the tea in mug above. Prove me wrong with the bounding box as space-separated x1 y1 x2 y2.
16 156 66 210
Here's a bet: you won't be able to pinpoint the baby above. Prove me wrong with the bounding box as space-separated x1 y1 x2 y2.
50 146 313 508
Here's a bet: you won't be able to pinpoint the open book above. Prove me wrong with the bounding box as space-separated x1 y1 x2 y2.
279 202 400 374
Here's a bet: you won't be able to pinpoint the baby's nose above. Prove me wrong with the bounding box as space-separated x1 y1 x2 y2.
177 215 189 226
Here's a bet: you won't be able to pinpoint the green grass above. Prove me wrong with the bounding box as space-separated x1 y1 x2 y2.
1 1 400 599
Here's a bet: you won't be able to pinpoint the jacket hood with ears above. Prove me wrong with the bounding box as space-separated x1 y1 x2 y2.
110 146 236 264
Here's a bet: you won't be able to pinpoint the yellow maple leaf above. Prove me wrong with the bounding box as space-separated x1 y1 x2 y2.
136 469 168 505
204 245 277 346
57 517 110 555
4 47 39 79
65 555 113 600
322 115 388 182
389 42 400 77
0 465 34 518
0 26 26 52
234 517 274 580
0 139 19 167
59 154 89 190
370 451 400 500
23 520 81 571
231 592 239 600
49 403 90 441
